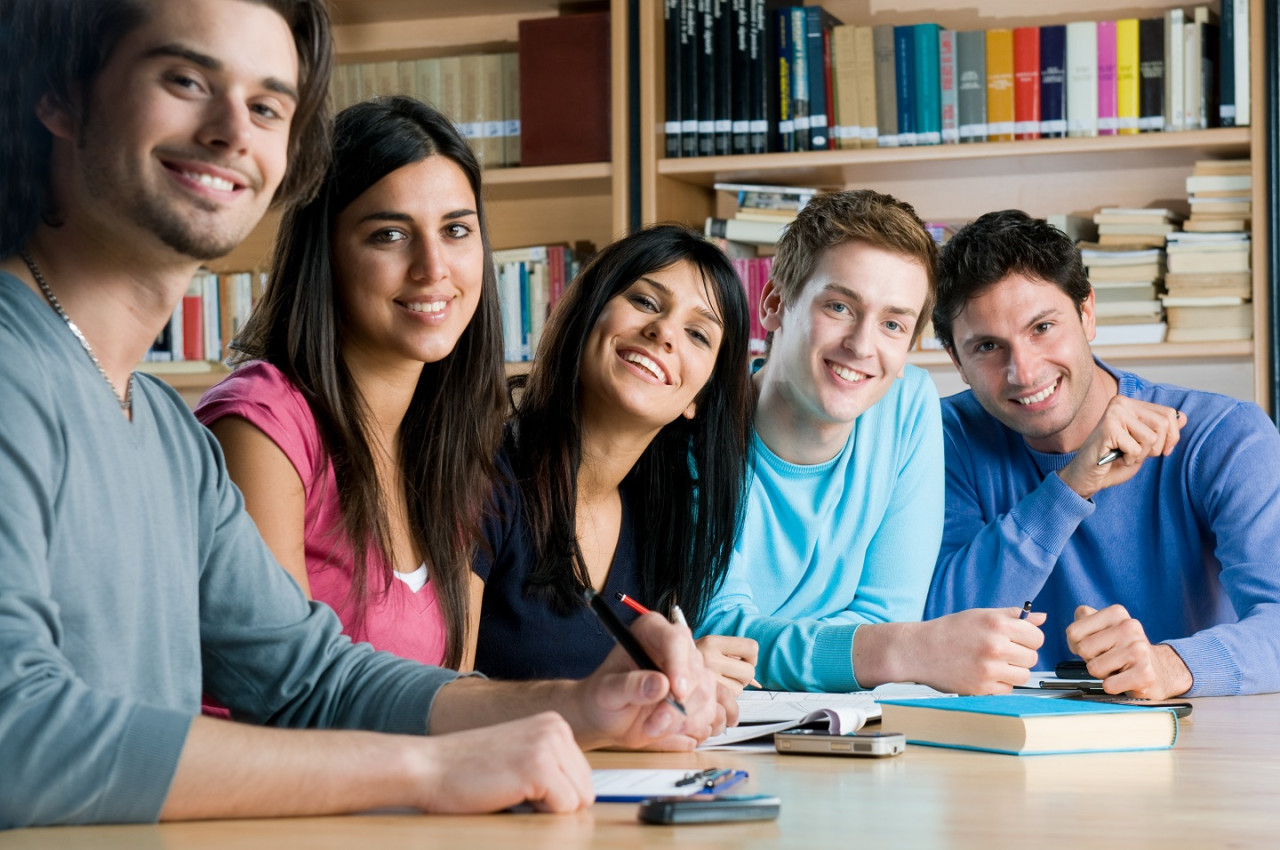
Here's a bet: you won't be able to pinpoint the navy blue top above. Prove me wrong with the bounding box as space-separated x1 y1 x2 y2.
473 455 642 680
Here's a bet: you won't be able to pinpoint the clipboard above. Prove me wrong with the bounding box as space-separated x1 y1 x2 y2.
592 768 749 802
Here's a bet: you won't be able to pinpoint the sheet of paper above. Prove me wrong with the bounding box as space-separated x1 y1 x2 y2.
699 706 869 749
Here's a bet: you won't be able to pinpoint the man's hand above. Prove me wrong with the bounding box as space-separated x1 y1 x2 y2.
572 612 722 751
1066 605 1193 699
1059 397 1186 500
411 713 594 813
859 607 1046 694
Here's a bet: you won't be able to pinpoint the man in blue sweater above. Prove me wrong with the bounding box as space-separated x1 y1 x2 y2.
927 209 1280 698
698 190 1047 694
0 0 718 829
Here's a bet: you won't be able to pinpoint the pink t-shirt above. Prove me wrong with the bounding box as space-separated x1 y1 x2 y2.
196 361 447 666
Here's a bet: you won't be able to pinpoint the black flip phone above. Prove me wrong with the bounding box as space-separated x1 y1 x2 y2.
638 794 781 825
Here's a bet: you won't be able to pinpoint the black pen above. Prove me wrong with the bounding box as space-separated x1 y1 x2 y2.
583 588 687 715
1019 600 1032 620
1096 448 1123 466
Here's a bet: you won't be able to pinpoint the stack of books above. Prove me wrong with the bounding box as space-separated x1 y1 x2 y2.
1079 244 1166 345
144 269 266 368
704 183 821 246
1162 231 1252 342
1184 160 1252 232
1092 207 1182 249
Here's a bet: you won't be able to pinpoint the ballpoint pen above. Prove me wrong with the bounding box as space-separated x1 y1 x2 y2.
672 603 763 690
585 588 687 715
1096 448 1123 466
1019 600 1032 620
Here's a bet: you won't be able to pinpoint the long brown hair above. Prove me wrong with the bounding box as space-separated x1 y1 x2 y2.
233 96 505 668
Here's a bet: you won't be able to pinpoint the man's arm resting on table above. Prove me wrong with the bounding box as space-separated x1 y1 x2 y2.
162 712 594 819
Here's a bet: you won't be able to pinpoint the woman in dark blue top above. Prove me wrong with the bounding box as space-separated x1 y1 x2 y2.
474 224 757 691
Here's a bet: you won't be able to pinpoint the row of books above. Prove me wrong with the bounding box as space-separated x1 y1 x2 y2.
145 271 266 367
331 53 521 169
329 12 613 171
665 2 1251 157
494 244 591 363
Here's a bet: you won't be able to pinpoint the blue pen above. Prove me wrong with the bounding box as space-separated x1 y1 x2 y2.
704 769 748 792
1019 601 1032 620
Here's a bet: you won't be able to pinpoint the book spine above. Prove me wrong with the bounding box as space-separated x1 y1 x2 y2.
1218 0 1235 125
956 30 987 143
1139 17 1165 132
1165 8 1184 131
730 0 752 155
805 7 839 150
481 53 506 167
1097 20 1118 135
200 273 220 362
985 28 1014 141
680 0 700 157
913 23 941 146
1233 0 1249 126
748 0 771 154
697 0 716 156
665 0 682 157
789 7 810 151
1012 26 1040 140
1066 21 1098 137
1183 17 1202 131
713 0 733 155
854 25 878 148
1116 19 1140 135
182 294 203 362
705 216 786 244
872 24 899 147
1200 19 1220 128
832 25 859 149
939 29 959 144
893 25 916 146
775 7 794 152
1039 25 1066 137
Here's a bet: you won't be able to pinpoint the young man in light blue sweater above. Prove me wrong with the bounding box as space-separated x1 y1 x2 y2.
926 210 1280 698
0 0 718 829
697 190 1047 694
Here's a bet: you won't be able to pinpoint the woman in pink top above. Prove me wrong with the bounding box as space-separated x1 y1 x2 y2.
196 97 505 669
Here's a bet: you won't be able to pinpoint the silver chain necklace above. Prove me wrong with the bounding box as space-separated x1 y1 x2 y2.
20 249 133 412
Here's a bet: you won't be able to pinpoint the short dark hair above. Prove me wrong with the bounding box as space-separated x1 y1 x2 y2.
511 224 753 625
0 0 333 256
770 189 938 347
933 209 1091 351
233 96 506 670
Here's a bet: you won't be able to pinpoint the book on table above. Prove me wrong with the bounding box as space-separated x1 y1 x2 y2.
877 694 1179 755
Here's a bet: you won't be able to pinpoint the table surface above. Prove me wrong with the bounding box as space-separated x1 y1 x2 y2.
7 693 1280 849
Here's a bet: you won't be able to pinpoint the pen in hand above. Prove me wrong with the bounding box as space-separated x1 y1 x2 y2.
1019 601 1032 620
585 588 687 715
672 602 763 690
1096 448 1123 466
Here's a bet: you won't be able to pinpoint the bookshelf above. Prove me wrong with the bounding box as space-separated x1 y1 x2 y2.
638 0 1271 408
161 0 630 400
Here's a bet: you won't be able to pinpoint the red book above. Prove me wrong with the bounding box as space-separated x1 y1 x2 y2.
181 294 204 361
1013 27 1041 139
518 12 611 166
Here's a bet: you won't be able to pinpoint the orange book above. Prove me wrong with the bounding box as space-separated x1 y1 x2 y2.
986 29 1015 141
1012 27 1040 139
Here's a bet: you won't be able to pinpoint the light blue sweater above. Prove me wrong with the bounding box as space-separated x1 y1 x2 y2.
0 273 458 828
698 366 944 692
927 360 1280 697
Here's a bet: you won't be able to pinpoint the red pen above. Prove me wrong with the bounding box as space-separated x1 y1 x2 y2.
615 592 651 615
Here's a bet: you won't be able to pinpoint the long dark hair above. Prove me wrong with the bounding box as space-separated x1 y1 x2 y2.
234 96 505 669
510 224 753 624
0 0 333 257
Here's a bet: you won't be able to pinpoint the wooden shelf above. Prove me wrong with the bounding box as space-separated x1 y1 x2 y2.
657 128 1252 187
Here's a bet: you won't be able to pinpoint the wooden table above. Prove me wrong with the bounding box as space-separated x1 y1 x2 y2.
7 693 1279 848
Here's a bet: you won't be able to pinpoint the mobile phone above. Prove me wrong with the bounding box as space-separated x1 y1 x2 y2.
774 728 906 757
637 794 781 825
1055 659 1093 679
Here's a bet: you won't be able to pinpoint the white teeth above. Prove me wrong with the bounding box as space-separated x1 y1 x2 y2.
405 300 446 314
830 362 867 383
1016 382 1057 405
623 351 666 383
184 171 236 191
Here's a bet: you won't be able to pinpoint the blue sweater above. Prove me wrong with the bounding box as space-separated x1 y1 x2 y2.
0 273 458 828
697 366 944 692
927 360 1280 696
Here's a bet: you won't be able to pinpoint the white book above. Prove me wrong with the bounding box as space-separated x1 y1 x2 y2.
200 271 220 363
1165 9 1184 131
1184 20 1203 130
1066 22 1098 137
1234 0 1250 126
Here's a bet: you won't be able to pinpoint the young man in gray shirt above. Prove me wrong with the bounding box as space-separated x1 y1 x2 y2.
0 0 720 828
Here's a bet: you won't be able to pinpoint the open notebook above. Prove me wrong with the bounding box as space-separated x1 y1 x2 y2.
701 683 953 749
